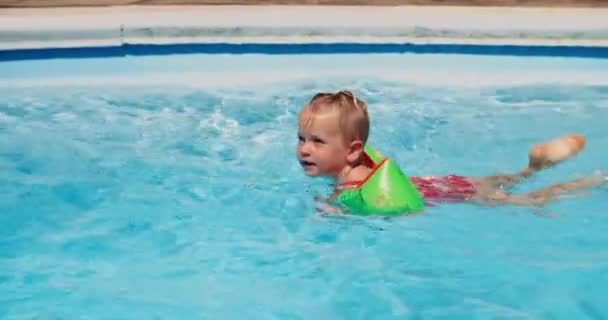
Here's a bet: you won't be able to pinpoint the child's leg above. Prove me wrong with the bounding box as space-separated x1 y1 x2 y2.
473 134 586 196
480 175 607 207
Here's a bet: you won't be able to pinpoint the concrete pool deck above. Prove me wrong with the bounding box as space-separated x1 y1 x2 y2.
1 5 608 50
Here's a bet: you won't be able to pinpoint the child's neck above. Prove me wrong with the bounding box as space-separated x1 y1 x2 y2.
335 161 374 185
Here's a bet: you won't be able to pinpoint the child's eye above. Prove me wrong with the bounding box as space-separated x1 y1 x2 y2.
312 137 325 144
298 135 305 142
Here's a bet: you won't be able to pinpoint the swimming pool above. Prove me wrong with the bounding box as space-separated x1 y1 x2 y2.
2 52 608 319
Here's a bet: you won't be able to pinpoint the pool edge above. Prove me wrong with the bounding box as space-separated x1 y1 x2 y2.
1 5 608 52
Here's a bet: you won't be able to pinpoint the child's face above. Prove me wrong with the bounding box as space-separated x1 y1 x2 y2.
296 109 350 179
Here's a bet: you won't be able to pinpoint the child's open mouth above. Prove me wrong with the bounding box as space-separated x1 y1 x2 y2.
300 160 315 168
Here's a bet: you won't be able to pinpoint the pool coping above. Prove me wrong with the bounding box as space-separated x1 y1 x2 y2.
1 5 608 51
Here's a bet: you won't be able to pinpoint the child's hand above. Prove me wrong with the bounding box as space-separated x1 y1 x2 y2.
314 195 343 216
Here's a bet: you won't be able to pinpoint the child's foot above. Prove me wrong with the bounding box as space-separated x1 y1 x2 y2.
526 134 586 172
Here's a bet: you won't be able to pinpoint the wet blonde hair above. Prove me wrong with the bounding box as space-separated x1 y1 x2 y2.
303 90 370 145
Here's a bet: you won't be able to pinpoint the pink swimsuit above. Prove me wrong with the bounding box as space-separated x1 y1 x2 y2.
410 175 478 202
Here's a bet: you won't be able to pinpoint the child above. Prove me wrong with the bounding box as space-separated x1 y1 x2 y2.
296 90 607 215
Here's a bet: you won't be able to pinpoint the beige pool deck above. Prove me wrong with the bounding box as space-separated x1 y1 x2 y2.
1 4 608 50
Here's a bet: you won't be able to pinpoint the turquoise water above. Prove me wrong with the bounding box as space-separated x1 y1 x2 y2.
1 54 608 319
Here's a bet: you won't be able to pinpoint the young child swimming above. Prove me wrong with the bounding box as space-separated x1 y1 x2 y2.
296 90 607 215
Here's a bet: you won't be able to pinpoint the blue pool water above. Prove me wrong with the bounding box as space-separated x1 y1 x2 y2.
1 53 608 319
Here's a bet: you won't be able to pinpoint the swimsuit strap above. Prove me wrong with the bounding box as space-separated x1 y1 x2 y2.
339 181 365 190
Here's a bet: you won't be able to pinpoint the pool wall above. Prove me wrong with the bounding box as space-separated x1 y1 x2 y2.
1 6 608 54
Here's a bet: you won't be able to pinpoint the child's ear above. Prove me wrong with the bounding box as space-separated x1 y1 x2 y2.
346 140 364 163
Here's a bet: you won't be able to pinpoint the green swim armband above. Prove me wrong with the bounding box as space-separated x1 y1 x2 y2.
331 145 425 216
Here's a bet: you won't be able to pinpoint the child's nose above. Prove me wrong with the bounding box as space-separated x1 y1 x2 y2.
299 142 312 156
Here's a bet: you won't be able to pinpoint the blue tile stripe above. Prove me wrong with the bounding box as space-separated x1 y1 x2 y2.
1 43 608 61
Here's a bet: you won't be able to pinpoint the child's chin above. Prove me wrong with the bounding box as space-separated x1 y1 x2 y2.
302 168 321 177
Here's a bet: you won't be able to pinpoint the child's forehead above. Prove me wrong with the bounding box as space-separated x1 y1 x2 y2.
299 107 338 126
298 107 341 133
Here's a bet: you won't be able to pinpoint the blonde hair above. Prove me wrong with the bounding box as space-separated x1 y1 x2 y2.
304 90 370 145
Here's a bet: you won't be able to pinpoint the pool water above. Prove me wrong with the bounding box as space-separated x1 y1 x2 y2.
1 53 608 319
